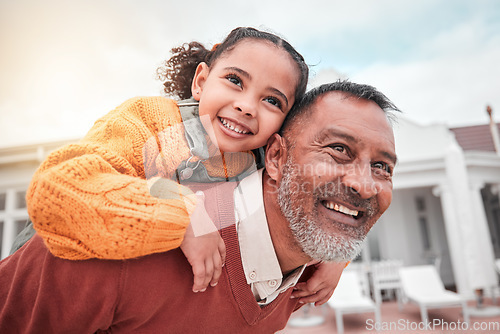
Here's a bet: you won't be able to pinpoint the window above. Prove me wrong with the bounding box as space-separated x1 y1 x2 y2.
416 197 426 211
0 192 5 211
15 191 26 209
0 187 30 259
0 221 3 251
415 196 432 251
419 217 431 250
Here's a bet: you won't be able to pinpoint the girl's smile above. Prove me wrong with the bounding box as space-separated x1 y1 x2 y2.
218 116 254 136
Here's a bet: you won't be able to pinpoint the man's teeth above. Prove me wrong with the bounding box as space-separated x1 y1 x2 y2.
221 118 250 134
324 201 359 217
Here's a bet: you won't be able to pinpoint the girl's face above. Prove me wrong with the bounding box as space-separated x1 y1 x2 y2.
192 40 300 153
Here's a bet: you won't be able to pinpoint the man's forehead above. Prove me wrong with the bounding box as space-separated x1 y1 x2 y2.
306 92 385 125
313 91 375 112
304 92 396 154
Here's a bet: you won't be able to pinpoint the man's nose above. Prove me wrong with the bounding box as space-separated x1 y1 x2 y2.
342 164 379 199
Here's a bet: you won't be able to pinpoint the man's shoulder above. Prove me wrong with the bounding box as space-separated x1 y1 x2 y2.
3 234 124 273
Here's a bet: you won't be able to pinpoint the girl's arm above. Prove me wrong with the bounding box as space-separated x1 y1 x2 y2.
291 261 348 306
27 97 196 260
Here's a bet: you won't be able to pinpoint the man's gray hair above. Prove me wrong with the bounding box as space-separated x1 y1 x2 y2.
279 79 401 136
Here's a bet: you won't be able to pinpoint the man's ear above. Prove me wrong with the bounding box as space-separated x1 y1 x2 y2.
265 133 288 182
191 62 209 101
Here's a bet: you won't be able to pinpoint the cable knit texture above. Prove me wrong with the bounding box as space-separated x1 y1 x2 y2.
27 96 254 260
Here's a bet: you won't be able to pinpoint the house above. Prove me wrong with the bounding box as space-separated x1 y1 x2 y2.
366 118 500 298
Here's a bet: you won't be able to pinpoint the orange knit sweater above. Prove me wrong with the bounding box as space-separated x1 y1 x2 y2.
26 96 254 260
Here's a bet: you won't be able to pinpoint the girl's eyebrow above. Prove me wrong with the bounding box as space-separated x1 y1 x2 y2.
269 88 289 109
224 66 251 79
223 66 289 108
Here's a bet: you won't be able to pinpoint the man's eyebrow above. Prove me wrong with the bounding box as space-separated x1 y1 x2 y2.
223 66 289 108
314 127 358 144
382 151 398 166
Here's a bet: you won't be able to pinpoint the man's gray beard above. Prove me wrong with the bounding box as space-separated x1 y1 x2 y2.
277 156 365 262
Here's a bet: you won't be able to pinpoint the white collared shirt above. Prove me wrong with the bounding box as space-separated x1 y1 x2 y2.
234 169 305 306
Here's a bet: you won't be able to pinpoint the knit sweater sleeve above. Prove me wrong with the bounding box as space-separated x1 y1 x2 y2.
26 96 196 260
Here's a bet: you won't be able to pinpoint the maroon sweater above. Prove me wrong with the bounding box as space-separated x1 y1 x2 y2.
0 182 305 333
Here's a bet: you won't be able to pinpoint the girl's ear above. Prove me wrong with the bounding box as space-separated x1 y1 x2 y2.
191 62 209 101
265 133 288 182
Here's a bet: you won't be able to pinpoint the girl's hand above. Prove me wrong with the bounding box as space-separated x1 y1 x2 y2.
291 261 348 306
180 191 226 293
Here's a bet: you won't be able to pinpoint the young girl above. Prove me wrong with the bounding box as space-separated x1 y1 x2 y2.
26 27 343 301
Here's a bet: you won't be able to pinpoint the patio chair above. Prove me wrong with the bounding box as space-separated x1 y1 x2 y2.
327 269 380 334
371 259 403 309
493 259 500 304
399 265 469 324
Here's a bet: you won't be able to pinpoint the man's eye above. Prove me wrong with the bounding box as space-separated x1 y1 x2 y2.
226 74 242 87
331 145 345 153
372 162 392 174
263 96 282 110
327 145 349 160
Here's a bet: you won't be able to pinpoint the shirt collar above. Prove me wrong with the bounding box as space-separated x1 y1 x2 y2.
234 169 305 304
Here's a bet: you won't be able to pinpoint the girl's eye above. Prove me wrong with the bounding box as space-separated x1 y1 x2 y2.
263 96 282 110
226 74 242 87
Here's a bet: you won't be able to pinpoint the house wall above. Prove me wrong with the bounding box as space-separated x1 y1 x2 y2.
377 187 454 286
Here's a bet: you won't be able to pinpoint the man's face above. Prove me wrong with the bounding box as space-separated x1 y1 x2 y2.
277 92 396 262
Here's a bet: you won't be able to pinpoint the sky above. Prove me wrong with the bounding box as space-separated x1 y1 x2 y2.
1 0 499 148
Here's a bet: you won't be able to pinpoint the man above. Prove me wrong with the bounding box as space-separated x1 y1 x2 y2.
0 81 399 333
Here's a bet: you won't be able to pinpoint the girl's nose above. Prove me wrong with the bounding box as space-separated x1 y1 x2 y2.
234 97 257 117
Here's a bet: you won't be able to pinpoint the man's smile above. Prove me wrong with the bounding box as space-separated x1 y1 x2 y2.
317 195 370 229
322 200 361 219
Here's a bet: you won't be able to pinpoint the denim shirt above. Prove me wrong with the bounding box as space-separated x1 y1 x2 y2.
175 98 259 183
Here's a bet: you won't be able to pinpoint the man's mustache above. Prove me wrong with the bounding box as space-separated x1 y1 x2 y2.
313 181 378 217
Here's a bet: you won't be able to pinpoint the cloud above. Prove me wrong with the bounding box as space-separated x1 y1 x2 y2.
348 15 500 127
0 0 168 146
1 0 499 147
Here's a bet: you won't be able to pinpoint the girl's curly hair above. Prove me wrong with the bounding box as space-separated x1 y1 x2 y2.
156 27 309 101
